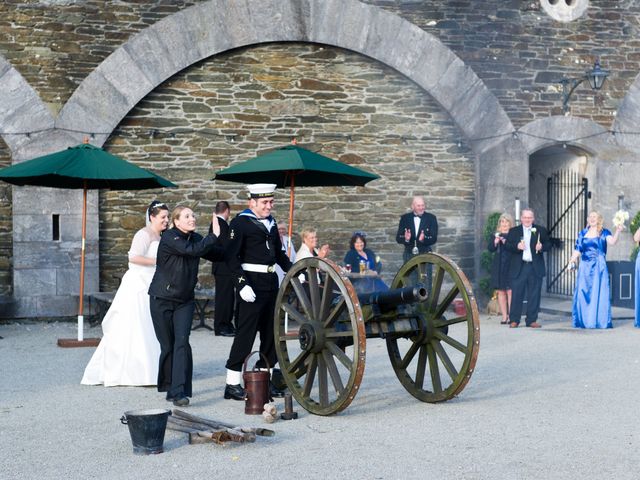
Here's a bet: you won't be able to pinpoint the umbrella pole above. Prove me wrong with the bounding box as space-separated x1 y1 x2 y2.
77 185 87 341
287 176 295 258
58 184 99 348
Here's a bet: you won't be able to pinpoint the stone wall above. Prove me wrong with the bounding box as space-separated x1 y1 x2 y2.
365 0 638 128
99 43 475 291
1 0 640 304
0 138 10 296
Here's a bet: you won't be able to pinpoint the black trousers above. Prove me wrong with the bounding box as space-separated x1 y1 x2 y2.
509 263 542 325
225 291 277 374
213 273 235 331
150 297 194 399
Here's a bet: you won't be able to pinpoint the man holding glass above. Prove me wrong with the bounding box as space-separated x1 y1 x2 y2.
504 208 551 328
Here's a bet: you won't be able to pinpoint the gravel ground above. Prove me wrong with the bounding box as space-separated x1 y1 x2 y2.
1 313 639 480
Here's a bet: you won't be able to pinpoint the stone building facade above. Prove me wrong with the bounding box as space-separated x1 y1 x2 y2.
1 0 640 317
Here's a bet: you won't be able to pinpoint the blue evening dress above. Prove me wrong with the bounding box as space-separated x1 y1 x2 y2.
635 252 640 327
571 228 612 329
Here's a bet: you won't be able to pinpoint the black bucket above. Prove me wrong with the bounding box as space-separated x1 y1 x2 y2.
120 408 170 455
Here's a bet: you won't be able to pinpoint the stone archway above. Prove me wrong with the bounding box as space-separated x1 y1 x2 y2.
0 0 516 314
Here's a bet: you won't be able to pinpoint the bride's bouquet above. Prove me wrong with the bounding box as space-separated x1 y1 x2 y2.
612 209 629 228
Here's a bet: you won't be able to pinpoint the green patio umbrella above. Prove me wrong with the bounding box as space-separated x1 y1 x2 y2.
0 142 177 345
214 144 379 253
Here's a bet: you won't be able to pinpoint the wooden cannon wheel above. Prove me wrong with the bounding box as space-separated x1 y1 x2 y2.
274 257 366 416
387 253 480 403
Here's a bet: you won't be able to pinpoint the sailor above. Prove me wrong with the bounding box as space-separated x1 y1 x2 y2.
223 183 292 400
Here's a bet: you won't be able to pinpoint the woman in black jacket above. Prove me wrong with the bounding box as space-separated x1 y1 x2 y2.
148 205 223 406
487 213 514 325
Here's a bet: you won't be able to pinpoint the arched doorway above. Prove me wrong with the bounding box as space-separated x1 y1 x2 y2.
529 144 591 296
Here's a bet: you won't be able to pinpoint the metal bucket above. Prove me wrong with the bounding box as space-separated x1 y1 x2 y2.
120 408 170 455
243 351 270 415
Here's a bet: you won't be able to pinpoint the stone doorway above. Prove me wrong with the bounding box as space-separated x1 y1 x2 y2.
529 144 590 296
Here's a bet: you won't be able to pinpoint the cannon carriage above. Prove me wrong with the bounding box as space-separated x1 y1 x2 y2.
274 253 480 416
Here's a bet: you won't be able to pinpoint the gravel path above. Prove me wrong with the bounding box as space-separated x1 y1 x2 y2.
1 313 639 479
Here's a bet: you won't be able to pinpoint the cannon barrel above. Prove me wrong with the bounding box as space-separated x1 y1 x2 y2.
358 283 428 309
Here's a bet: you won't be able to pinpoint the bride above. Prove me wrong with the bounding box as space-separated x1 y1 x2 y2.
81 200 169 386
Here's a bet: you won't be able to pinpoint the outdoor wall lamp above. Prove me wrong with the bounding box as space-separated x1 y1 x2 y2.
558 60 609 113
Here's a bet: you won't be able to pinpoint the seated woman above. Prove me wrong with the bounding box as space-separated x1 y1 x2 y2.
295 227 330 285
296 227 329 260
343 232 388 294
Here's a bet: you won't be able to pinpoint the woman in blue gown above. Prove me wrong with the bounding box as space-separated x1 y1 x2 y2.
634 228 640 327
343 232 388 295
568 211 622 329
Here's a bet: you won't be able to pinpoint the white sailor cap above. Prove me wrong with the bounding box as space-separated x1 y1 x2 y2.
247 183 277 198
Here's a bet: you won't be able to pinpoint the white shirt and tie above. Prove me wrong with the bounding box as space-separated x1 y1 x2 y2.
522 226 533 262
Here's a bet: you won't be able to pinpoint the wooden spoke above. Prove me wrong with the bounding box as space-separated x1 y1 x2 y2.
307 266 321 318
415 345 427 391
432 339 459 381
427 265 445 310
286 349 311 376
434 330 467 353
426 342 443 393
280 302 309 326
317 354 329 407
399 341 420 369
289 275 314 320
327 341 353 370
319 274 335 321
323 296 346 328
433 285 460 319
323 350 345 395
325 330 355 338
302 354 318 398
433 315 468 328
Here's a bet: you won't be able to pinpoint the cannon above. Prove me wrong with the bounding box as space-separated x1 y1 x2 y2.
274 253 480 416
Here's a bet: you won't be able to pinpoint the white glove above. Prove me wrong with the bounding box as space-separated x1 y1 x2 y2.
298 273 306 284
239 285 256 303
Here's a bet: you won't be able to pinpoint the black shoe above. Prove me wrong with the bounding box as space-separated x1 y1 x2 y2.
215 326 236 337
224 384 246 401
271 368 286 391
269 381 286 399
172 396 190 407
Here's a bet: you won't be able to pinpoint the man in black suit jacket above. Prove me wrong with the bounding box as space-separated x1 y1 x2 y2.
210 201 236 337
396 196 438 290
504 208 551 328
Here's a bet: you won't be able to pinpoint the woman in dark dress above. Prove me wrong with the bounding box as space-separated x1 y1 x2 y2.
488 213 514 324
343 232 388 294
148 205 223 406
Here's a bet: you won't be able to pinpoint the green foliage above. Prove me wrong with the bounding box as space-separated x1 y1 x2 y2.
480 250 494 272
479 212 501 298
479 278 492 299
483 212 502 242
631 211 640 235
631 211 640 261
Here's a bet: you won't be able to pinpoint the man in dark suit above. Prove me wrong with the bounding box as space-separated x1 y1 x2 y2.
504 207 551 328
396 196 438 290
210 201 236 337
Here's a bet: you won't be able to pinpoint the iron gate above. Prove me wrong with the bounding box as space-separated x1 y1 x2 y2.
546 170 588 296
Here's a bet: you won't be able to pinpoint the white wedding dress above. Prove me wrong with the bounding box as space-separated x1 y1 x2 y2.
81 228 161 386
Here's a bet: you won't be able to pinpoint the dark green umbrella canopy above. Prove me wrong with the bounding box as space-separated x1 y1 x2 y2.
0 142 176 343
214 144 379 257
0 143 177 189
213 145 379 187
